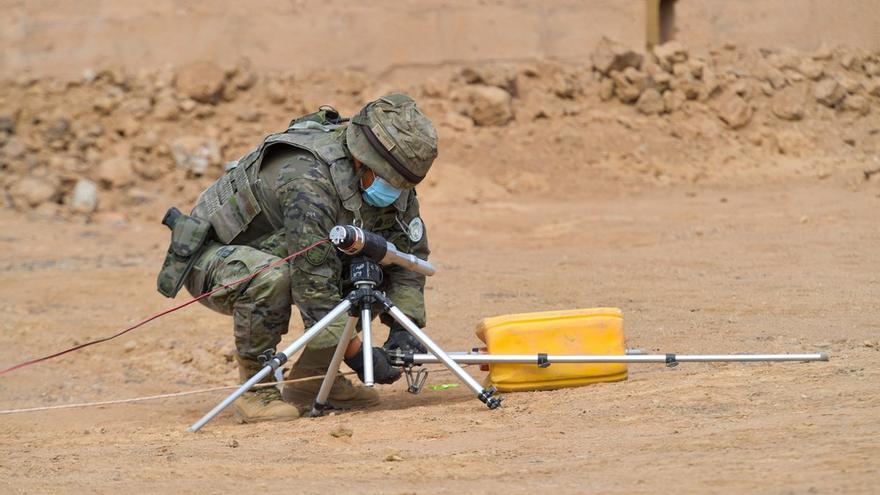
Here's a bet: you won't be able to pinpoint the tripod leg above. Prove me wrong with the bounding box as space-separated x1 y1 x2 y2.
361 307 374 386
385 305 502 409
188 299 353 432
310 316 358 417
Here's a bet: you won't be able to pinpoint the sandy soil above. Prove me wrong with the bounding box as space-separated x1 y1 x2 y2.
1 178 878 494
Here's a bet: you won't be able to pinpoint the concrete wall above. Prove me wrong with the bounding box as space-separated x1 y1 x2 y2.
673 0 880 52
2 0 877 79
0 0 643 77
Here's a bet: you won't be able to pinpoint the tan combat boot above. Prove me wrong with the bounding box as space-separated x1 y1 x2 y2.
232 357 301 423
281 347 380 409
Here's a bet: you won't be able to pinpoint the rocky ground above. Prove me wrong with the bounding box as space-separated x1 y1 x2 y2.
1 39 879 223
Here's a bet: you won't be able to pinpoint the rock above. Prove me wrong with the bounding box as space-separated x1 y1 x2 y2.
123 340 137 353
663 89 686 112
597 78 615 101
46 118 72 143
814 78 846 107
716 94 753 129
265 80 287 105
771 87 806 121
699 66 721 100
69 179 98 214
838 76 863 94
812 43 833 61
152 92 179 121
178 99 197 113
9 177 58 208
868 80 880 97
653 41 689 71
97 156 134 188
170 136 222 176
840 53 861 71
461 65 518 95
329 426 353 438
798 59 824 80
3 136 27 160
842 94 870 115
442 111 474 132
756 60 787 89
610 71 641 103
229 62 257 91
592 36 644 75
175 61 227 104
636 88 665 115
384 453 404 462
776 129 811 156
460 85 513 126
0 113 16 134
865 62 880 77
730 79 752 99
623 67 649 91
236 108 263 123
93 95 118 115
115 116 141 137
671 73 701 100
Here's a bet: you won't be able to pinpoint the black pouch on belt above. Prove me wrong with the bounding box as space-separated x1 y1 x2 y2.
156 207 213 298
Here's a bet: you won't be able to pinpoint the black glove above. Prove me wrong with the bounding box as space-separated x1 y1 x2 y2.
383 323 427 354
344 344 402 385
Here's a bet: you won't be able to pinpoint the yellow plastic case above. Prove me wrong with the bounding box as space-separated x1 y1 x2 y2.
475 307 627 392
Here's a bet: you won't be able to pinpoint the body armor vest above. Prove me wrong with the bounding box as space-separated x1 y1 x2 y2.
192 123 408 245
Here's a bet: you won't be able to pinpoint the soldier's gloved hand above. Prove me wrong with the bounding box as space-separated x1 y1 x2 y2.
383 323 427 354
344 344 402 385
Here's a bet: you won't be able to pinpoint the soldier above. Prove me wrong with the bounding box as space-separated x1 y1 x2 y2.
156 93 437 423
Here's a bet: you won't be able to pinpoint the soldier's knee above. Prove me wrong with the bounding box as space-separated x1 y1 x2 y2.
248 262 291 306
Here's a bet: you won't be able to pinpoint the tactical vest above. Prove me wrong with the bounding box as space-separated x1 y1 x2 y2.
192 122 409 245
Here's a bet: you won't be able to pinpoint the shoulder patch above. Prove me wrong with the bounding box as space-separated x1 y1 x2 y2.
407 217 424 243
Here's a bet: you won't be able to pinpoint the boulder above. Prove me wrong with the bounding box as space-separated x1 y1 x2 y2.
460 85 513 126
653 41 689 71
842 95 870 115
69 179 98 214
636 88 665 115
175 61 227 104
716 94 753 129
771 87 806 121
97 156 134 188
9 177 58 208
663 89 686 113
798 59 825 80
170 136 222 176
592 37 644 75
610 70 641 103
265 79 288 105
814 78 846 107
597 78 615 101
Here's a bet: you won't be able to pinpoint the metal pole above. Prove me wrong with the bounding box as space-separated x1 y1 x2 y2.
311 316 358 416
188 299 353 432
405 352 829 365
386 306 501 408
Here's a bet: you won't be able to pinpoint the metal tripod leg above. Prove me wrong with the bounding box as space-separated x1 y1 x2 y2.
310 316 358 417
385 305 502 409
360 307 374 386
188 299 353 432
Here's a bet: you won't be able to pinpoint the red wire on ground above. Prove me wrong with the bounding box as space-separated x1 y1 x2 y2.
0 239 329 376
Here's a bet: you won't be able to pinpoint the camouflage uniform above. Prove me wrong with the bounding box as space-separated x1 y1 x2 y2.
174 94 435 381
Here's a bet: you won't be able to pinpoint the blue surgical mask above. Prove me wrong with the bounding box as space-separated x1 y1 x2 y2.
362 176 402 207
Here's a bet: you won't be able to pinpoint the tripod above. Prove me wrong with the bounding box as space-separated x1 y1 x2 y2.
189 256 501 432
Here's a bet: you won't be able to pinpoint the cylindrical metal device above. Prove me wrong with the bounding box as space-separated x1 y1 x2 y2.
329 225 436 276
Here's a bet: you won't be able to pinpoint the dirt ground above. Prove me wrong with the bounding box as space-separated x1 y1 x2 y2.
1 175 878 494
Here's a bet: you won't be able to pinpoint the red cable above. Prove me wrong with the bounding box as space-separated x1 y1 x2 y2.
0 239 329 376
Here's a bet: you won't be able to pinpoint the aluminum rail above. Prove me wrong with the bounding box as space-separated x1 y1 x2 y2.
405 352 829 365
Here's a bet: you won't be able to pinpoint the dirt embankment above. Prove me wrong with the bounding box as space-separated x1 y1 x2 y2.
1 38 879 223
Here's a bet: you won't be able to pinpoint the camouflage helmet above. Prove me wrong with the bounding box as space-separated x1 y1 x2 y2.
346 93 438 190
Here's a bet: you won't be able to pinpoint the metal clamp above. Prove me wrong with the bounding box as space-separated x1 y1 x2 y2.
404 366 428 395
